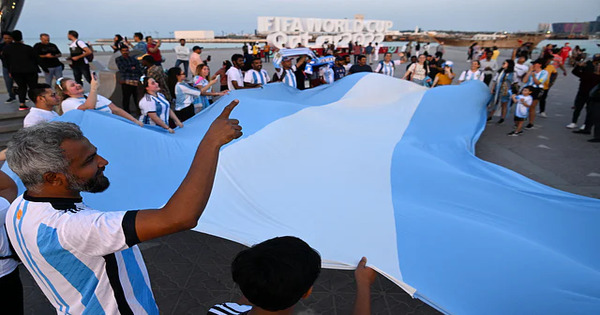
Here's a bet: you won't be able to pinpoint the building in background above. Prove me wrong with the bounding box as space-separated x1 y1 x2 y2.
552 16 600 36
173 30 215 41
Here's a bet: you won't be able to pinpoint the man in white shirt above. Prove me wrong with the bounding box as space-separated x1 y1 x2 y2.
458 61 485 83
4 100 242 314
244 58 270 88
343 55 353 72
514 54 529 84
174 39 191 77
227 54 245 90
0 170 19 314
373 42 380 61
23 84 60 128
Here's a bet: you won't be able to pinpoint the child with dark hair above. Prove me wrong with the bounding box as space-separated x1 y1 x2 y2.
508 86 533 136
207 236 376 315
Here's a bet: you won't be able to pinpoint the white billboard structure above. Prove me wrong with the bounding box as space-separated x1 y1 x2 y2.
173 30 215 40
258 16 393 49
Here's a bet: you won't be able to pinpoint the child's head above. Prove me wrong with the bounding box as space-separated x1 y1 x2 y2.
522 86 533 96
232 236 321 311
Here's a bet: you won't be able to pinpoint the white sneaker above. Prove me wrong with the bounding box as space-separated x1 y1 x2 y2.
539 112 547 118
566 123 578 129
580 124 586 130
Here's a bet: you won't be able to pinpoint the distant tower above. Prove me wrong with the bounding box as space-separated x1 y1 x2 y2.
0 0 25 33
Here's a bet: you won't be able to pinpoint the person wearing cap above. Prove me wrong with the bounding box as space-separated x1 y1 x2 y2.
431 61 455 87
115 46 143 114
374 52 405 77
332 56 346 81
522 59 549 129
273 56 307 89
189 46 204 78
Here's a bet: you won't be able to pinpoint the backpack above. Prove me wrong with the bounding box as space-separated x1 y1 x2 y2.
378 60 394 73
71 40 94 62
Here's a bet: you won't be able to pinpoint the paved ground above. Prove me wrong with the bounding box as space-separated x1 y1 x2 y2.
4 45 599 314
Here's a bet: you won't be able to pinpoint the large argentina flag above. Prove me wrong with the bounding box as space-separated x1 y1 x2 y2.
3 73 599 314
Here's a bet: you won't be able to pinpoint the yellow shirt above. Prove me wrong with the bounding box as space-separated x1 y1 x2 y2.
543 64 557 90
435 73 453 86
492 50 500 60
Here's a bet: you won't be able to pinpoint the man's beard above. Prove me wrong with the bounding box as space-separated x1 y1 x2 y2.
67 169 110 193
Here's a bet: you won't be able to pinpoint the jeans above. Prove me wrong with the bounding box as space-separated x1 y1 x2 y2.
12 72 38 104
71 62 91 85
44 65 63 85
174 59 189 77
2 66 15 98
121 83 139 114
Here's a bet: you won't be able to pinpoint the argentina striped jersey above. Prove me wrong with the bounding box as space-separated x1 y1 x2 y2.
5 193 158 314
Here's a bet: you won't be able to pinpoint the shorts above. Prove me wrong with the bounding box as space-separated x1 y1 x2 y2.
514 116 526 122
530 87 542 100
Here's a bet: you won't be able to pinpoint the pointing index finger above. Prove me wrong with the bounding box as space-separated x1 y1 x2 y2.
219 99 239 119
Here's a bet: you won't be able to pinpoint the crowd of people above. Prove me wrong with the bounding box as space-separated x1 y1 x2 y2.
0 29 599 314
3 28 597 141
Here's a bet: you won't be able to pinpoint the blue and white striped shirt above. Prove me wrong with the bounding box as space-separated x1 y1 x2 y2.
174 82 201 111
525 70 548 89
139 93 170 126
244 69 270 85
5 193 158 314
275 66 297 88
375 60 402 77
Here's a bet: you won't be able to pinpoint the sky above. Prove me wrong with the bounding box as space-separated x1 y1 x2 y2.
16 0 600 40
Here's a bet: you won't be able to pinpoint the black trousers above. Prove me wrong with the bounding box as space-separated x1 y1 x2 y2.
0 268 23 315
121 84 139 114
483 73 493 86
72 62 91 85
12 72 38 104
538 88 549 113
590 99 600 138
572 91 589 124
174 105 195 122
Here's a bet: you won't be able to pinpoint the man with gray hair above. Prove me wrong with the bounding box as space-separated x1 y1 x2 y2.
4 100 242 314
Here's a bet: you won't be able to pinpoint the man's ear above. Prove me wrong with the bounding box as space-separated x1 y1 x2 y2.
43 172 67 187
302 286 313 299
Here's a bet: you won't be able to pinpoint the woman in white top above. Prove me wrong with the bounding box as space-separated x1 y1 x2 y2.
138 76 183 133
192 64 227 113
56 76 143 126
167 67 200 122
403 54 431 86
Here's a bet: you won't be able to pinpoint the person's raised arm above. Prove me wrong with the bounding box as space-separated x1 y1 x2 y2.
352 257 376 315
76 75 99 110
134 100 242 242
0 170 17 203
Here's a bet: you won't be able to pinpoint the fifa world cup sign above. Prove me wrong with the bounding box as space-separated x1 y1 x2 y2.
258 17 392 49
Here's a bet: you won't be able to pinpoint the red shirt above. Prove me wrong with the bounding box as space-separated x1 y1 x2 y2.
147 42 162 62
